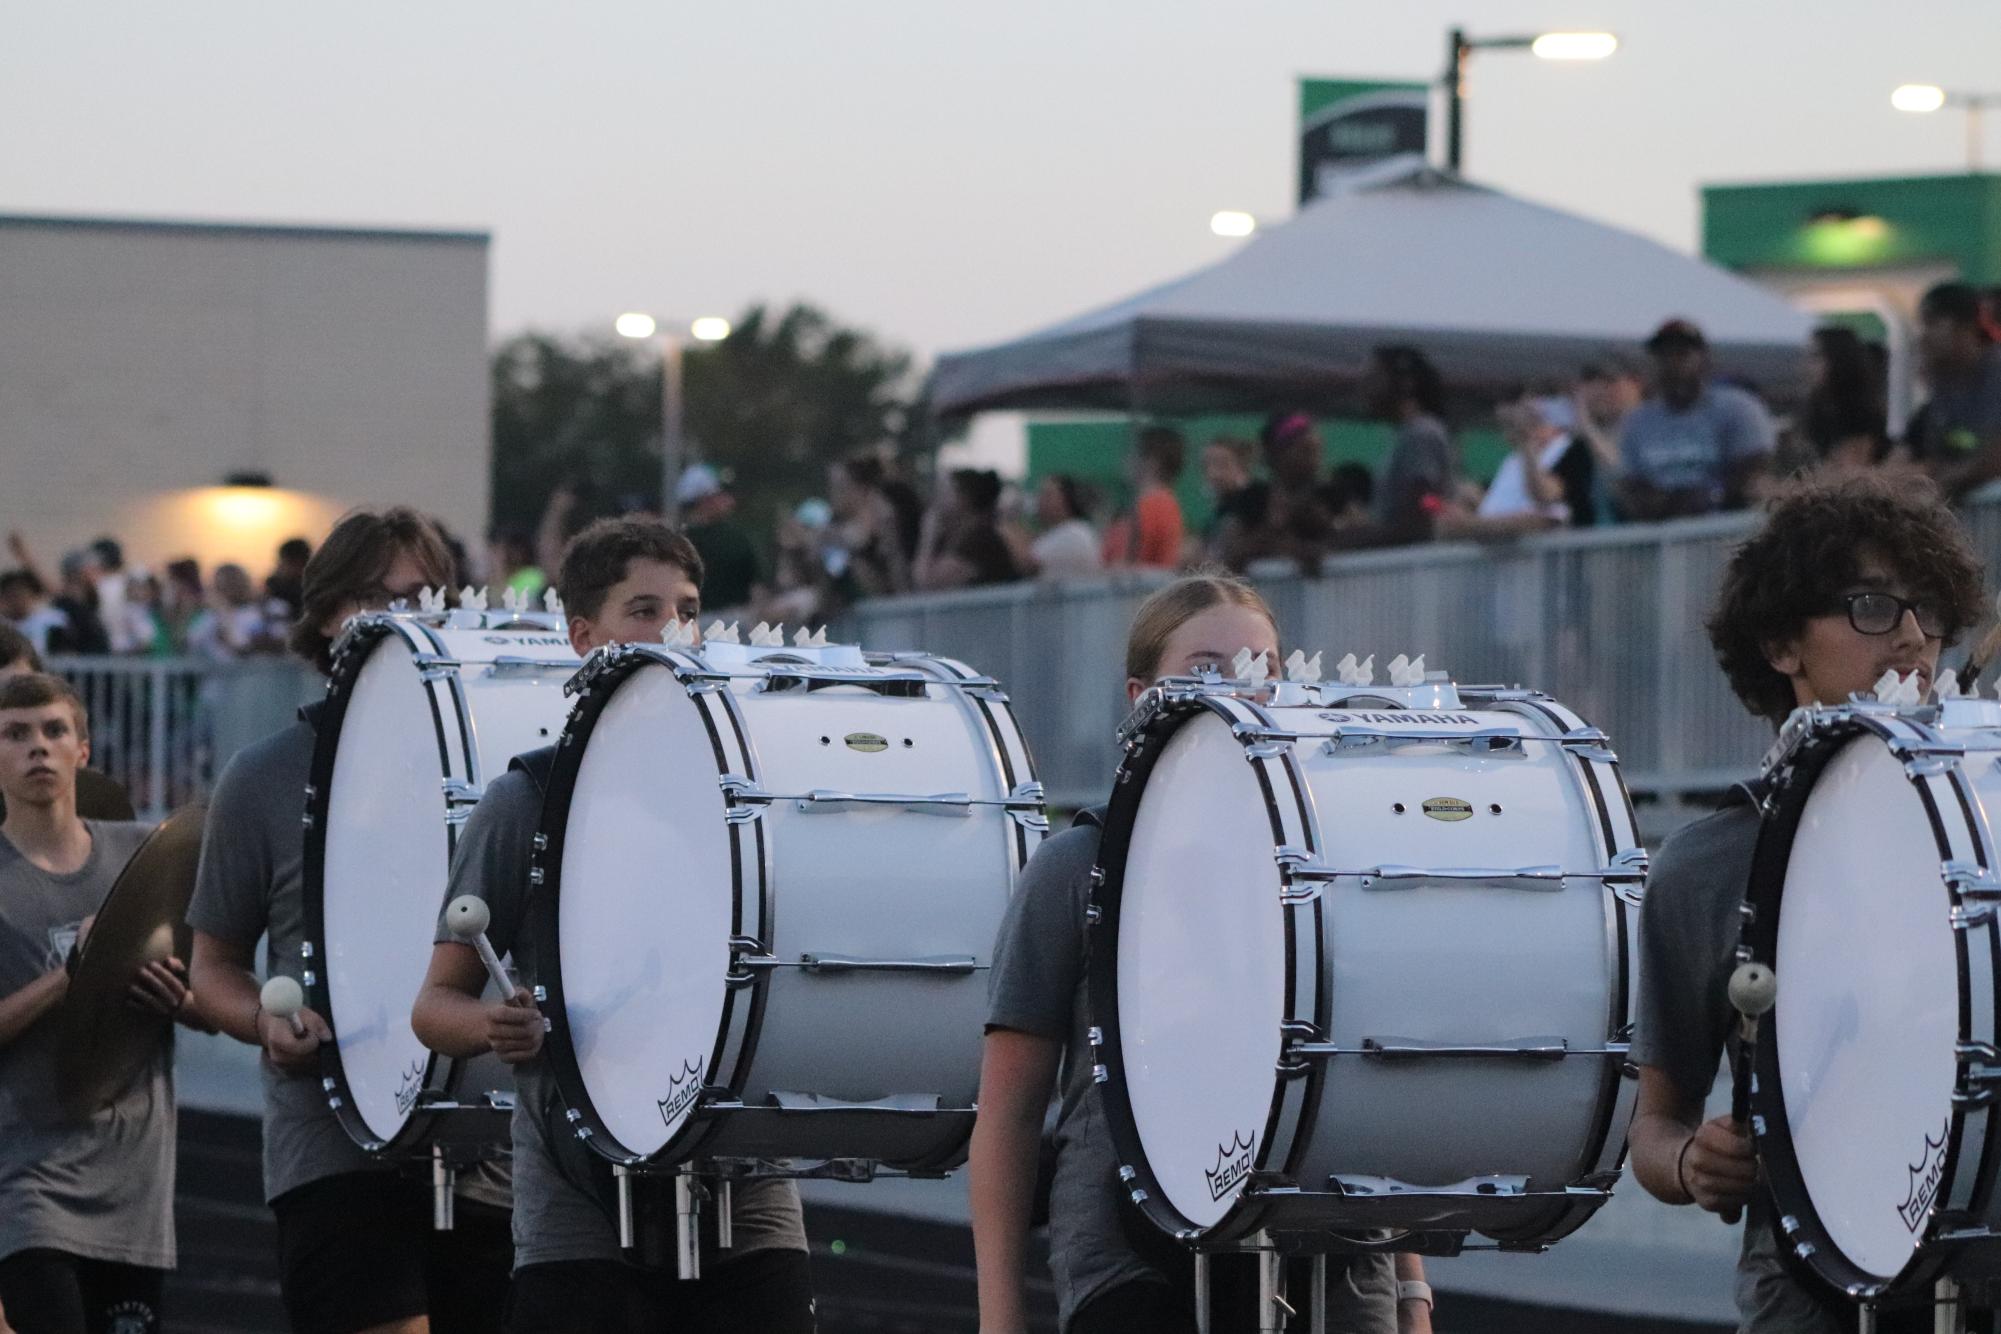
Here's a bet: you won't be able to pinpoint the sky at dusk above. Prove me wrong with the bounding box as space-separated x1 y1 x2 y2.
6 1 1996 369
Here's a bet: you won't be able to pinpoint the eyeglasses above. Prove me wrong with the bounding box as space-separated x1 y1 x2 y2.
1835 591 1948 639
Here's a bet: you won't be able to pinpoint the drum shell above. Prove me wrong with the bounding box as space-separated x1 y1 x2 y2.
1093 689 1637 1245
541 645 1038 1172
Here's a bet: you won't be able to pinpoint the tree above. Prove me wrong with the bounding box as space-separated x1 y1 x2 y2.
489 303 922 557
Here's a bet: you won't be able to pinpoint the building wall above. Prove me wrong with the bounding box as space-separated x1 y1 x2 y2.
0 215 489 571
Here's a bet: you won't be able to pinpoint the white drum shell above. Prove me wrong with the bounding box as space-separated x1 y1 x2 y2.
549 645 1038 1168
314 615 578 1154
1104 690 1636 1241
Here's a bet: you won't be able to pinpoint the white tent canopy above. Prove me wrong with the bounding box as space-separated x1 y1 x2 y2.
929 161 1812 418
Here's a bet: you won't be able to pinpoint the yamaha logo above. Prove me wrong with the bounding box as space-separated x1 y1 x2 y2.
1899 1121 1950 1232
656 1057 706 1128
1422 797 1473 822
1204 1130 1256 1202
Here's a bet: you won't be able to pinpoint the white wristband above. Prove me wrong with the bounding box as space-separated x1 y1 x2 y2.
1397 1279 1433 1310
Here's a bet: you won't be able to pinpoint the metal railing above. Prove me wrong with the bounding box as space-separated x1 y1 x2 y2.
43 495 2001 823
44 656 320 822
841 497 2001 812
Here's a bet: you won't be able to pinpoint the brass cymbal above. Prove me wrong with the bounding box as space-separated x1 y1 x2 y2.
54 802 206 1118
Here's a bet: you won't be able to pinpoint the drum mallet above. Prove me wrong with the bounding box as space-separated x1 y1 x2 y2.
1723 960 1778 1226
445 896 516 997
259 976 309 1039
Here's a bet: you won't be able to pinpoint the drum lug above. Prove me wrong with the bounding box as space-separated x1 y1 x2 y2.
532 985 548 1004
528 867 545 886
302 970 316 987
1085 904 1103 926
1092 1063 1110 1085
1779 1213 1802 1235
1953 905 1997 930
1907 756 1959 779
1944 861 2001 897
1280 884 1322 906
1959 1041 2001 1063
1086 1026 1104 1048
532 832 548 853
299 941 314 959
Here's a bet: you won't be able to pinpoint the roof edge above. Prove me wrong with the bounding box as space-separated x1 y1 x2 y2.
0 212 489 246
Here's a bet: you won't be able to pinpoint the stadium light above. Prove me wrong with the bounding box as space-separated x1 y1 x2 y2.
1445 27 1619 172
1891 84 1999 169
614 310 734 521
1210 210 1258 238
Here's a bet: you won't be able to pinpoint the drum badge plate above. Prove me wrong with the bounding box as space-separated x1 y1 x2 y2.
1421 797 1473 822
1205 1130 1256 1201
844 732 889 753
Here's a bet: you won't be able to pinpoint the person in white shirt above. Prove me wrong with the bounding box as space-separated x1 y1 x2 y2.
1442 394 1592 539
1025 474 1103 581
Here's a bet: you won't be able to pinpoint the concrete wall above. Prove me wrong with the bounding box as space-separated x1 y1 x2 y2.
0 215 489 570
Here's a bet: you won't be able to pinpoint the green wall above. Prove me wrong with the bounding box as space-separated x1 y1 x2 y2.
1702 173 2001 282
1026 416 1508 531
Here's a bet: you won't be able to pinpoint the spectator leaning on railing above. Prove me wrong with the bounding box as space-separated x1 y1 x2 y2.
1100 426 1186 571
1614 319 1776 520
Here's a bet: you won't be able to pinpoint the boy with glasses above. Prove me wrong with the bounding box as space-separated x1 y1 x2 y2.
1629 474 1988 1330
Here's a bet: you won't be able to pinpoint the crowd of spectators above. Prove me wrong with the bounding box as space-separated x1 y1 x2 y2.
26 283 2001 647
0 533 316 663
659 282 2001 613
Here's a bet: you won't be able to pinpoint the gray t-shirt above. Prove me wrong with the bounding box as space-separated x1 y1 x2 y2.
0 820 176 1268
1633 791 1846 1334
185 706 392 1204
986 814 1395 1330
1915 345 2001 462
435 762 806 1270
1618 385 1777 498
1376 414 1456 529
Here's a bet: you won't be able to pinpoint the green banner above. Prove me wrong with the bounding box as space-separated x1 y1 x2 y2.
1299 77 1429 202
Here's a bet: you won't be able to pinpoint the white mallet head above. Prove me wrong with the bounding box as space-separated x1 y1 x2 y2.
1727 961 1778 1019
445 895 492 940
260 975 305 1020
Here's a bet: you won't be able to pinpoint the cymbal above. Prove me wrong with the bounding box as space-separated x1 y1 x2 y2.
54 802 206 1118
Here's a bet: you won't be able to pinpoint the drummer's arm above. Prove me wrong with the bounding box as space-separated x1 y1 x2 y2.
1630 1065 1754 1214
968 1026 1061 1334
412 944 494 1058
190 929 329 1066
412 943 541 1064
0 966 69 1050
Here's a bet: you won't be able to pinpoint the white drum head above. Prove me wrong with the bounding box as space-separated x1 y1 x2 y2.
1776 736 1959 1281
1116 711 1286 1228
559 664 733 1157
324 636 450 1146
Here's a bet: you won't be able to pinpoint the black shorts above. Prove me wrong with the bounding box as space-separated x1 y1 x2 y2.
271 1171 513 1334
508 1248 815 1334
0 1248 166 1334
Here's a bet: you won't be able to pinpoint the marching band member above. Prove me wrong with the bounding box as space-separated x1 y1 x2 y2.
186 508 516 1334
0 674 200 1333
411 517 815 1334
969 573 1432 1334
1629 474 1987 1332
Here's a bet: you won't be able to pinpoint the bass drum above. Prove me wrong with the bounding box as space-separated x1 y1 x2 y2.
1089 673 1642 1248
303 607 578 1158
1744 697 2001 1302
534 637 1042 1174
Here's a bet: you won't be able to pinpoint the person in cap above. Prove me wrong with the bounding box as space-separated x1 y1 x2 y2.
676 464 763 626
1909 281 2001 498
1615 319 1776 520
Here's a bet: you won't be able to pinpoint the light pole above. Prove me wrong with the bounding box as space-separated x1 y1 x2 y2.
1892 84 2000 172
1443 28 1617 173
615 312 732 524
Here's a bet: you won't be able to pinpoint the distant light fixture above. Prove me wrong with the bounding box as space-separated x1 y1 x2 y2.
221 470 274 488
689 316 732 342
1530 32 1618 61
1892 83 1948 114
1210 210 1258 238
615 312 658 339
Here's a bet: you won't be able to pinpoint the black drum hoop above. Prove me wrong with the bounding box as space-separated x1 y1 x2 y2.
302 615 465 1156
1086 688 1321 1246
1742 708 1992 1302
